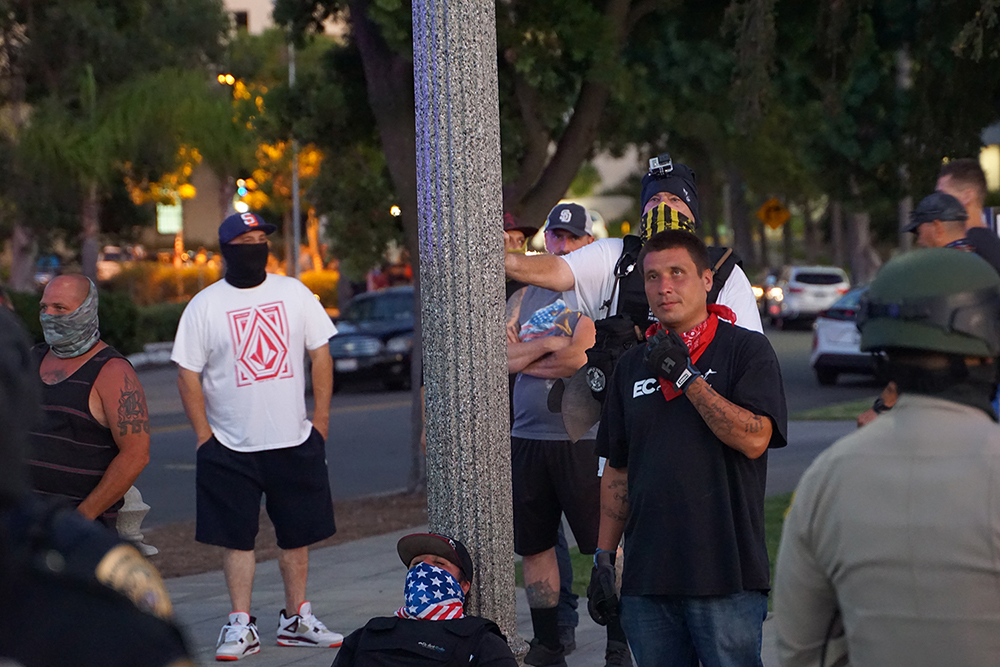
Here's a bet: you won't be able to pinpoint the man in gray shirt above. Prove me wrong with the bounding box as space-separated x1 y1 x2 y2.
507 204 630 667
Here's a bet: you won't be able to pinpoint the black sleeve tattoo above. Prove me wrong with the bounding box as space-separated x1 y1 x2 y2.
117 373 150 436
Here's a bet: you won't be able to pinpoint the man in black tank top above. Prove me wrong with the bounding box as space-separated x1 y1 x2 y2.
27 275 151 529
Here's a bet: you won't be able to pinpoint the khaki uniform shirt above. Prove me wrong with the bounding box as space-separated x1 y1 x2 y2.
774 394 1000 667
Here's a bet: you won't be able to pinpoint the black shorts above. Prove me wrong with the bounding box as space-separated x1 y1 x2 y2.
511 437 600 556
196 428 336 550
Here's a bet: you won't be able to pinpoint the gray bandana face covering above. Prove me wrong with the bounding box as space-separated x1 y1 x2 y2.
39 279 100 358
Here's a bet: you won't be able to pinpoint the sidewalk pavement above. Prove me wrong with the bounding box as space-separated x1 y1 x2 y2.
167 525 780 667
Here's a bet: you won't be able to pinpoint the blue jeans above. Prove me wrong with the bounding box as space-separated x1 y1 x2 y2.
555 523 579 629
620 592 767 667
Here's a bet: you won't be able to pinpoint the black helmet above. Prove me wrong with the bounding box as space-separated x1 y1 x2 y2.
859 249 1000 357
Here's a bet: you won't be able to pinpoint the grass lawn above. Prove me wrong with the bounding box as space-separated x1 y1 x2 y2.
790 397 876 421
515 492 796 605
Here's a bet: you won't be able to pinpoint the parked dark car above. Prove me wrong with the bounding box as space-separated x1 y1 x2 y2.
329 286 414 391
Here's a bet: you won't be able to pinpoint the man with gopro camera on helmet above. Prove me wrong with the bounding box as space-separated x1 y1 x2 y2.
504 154 761 410
503 154 761 333
590 229 787 666
775 249 1000 667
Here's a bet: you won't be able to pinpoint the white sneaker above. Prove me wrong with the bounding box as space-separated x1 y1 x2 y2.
216 612 261 661
277 601 344 648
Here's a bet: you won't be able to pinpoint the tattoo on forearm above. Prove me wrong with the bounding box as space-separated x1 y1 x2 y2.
688 381 765 440
117 373 150 435
525 579 560 608
603 478 630 522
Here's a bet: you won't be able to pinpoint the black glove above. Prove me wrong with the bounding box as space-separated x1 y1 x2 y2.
587 550 619 626
643 328 701 393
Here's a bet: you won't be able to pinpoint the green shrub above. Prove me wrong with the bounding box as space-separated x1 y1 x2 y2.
9 290 43 343
106 262 222 306
137 301 188 344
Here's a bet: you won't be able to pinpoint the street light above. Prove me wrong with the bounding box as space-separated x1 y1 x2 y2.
390 205 402 217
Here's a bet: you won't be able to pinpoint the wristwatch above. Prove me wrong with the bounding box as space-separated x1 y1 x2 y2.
872 396 892 415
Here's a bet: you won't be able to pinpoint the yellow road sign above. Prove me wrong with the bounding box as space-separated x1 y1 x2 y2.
757 198 791 230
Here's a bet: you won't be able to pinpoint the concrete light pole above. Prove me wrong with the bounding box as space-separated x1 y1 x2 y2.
411 0 523 653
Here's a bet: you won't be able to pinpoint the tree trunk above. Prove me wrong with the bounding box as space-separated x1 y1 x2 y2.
803 199 820 264
727 166 754 269
830 200 845 268
81 182 101 282
782 207 793 267
9 223 36 292
306 209 323 271
846 208 882 284
756 217 770 271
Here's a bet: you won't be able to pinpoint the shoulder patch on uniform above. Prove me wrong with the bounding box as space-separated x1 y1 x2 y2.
95 543 174 620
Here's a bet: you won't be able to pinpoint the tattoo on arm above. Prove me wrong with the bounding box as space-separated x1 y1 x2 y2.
687 380 768 447
525 579 560 608
603 478 630 522
117 373 150 436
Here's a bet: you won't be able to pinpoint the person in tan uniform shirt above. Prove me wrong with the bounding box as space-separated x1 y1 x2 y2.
775 248 1000 667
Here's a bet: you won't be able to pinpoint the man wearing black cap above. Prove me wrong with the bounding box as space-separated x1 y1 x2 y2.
857 192 1000 427
504 156 761 335
172 212 342 660
503 212 540 300
332 532 517 666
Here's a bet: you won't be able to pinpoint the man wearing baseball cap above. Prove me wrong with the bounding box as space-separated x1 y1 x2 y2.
172 211 342 660
857 191 1000 427
332 532 517 666
506 203 629 665
503 156 761 335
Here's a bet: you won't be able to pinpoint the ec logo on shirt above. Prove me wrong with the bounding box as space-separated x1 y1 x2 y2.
633 378 658 398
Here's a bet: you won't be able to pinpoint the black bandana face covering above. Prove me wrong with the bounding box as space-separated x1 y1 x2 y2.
39 279 100 358
221 242 269 288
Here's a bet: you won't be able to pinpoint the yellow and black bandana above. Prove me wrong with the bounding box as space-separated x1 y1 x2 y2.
639 203 696 240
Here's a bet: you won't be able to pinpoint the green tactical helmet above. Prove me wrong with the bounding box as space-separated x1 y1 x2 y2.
859 248 1000 357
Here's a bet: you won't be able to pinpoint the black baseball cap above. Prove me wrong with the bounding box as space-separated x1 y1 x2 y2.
904 192 969 232
545 203 594 237
639 163 700 224
219 211 278 245
397 532 474 583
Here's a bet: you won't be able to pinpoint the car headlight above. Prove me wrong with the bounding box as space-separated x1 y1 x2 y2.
386 335 413 353
770 287 783 302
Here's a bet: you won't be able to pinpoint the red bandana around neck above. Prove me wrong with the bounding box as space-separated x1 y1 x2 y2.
644 304 736 402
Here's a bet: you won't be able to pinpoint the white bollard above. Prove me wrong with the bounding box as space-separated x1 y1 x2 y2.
116 485 158 556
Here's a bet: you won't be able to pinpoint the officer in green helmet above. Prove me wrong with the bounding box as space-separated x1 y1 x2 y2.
773 248 1000 667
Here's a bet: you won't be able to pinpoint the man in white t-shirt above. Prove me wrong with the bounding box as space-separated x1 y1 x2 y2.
504 157 762 334
172 212 342 661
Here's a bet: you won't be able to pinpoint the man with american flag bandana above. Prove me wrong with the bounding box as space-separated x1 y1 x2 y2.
331 533 517 666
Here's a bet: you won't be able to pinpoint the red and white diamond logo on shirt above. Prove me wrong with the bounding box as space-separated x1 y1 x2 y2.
227 302 293 386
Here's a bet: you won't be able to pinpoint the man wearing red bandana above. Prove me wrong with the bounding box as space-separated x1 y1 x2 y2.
589 230 787 667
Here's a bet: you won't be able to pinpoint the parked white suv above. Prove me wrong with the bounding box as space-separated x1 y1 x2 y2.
767 265 850 329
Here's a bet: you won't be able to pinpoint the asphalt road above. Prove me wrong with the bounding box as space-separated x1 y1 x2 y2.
134 325 876 527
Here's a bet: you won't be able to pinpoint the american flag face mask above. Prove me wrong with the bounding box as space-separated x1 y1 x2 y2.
396 561 466 620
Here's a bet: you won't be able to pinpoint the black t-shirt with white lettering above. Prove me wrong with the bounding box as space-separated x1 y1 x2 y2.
596 321 788 597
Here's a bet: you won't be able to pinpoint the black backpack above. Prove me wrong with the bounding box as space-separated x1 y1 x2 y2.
340 616 505 667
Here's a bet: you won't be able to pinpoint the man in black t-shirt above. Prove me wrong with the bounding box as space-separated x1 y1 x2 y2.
589 230 787 666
